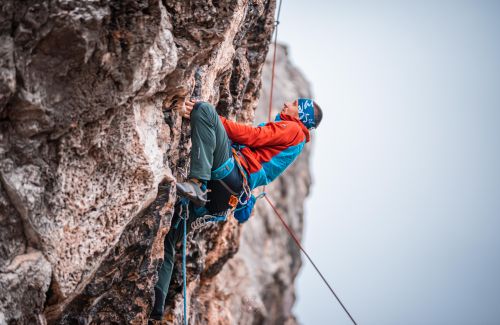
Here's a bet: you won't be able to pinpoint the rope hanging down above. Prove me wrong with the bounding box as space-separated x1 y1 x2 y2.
264 196 358 325
179 199 189 325
264 1 358 324
267 0 283 123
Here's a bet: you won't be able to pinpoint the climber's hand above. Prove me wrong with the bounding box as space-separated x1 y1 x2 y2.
183 98 201 119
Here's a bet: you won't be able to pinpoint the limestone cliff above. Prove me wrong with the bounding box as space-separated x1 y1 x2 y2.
0 1 312 324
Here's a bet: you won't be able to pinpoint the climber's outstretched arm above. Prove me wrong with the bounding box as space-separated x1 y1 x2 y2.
219 115 302 148
184 98 302 148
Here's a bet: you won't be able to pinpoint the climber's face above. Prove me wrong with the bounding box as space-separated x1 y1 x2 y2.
281 99 299 118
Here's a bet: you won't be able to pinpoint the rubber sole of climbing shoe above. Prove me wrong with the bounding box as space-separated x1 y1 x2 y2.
176 181 208 206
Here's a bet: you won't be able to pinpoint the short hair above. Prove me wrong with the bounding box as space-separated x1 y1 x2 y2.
313 101 323 128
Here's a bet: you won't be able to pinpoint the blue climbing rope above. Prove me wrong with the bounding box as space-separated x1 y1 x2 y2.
175 198 230 325
183 211 187 325
179 198 189 325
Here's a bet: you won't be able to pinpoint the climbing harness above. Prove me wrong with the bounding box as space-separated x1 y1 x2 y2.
260 0 358 324
203 144 244 213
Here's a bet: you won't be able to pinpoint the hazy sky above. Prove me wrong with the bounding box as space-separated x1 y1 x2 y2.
277 1 500 324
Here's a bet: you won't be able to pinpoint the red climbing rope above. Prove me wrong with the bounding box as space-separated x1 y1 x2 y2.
262 1 358 324
267 0 282 123
263 0 282 196
263 195 358 325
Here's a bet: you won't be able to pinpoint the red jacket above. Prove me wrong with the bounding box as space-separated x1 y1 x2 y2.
219 113 310 189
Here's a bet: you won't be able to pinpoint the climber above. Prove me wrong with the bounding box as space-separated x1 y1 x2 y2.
149 97 323 321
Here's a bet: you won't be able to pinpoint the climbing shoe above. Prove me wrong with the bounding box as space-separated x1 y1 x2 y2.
176 179 208 206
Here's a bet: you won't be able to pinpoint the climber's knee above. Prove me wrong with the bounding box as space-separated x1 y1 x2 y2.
193 101 215 112
191 101 217 124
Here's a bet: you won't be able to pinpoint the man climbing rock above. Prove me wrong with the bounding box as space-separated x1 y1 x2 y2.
150 97 323 321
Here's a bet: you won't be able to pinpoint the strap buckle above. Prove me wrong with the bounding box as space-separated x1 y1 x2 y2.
229 194 238 208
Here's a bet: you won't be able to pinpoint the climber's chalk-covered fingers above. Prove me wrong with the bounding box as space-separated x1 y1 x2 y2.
182 98 196 119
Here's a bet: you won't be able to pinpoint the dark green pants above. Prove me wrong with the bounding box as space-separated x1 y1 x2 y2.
188 102 231 181
151 102 231 319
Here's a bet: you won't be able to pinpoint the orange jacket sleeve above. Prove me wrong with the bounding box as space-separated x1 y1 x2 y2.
219 116 303 148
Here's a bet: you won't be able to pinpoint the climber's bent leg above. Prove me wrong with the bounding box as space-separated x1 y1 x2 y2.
188 101 231 181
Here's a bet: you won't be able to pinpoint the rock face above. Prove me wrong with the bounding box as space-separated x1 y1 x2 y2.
0 0 313 324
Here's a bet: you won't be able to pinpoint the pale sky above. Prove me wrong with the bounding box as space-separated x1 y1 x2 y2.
277 1 500 324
